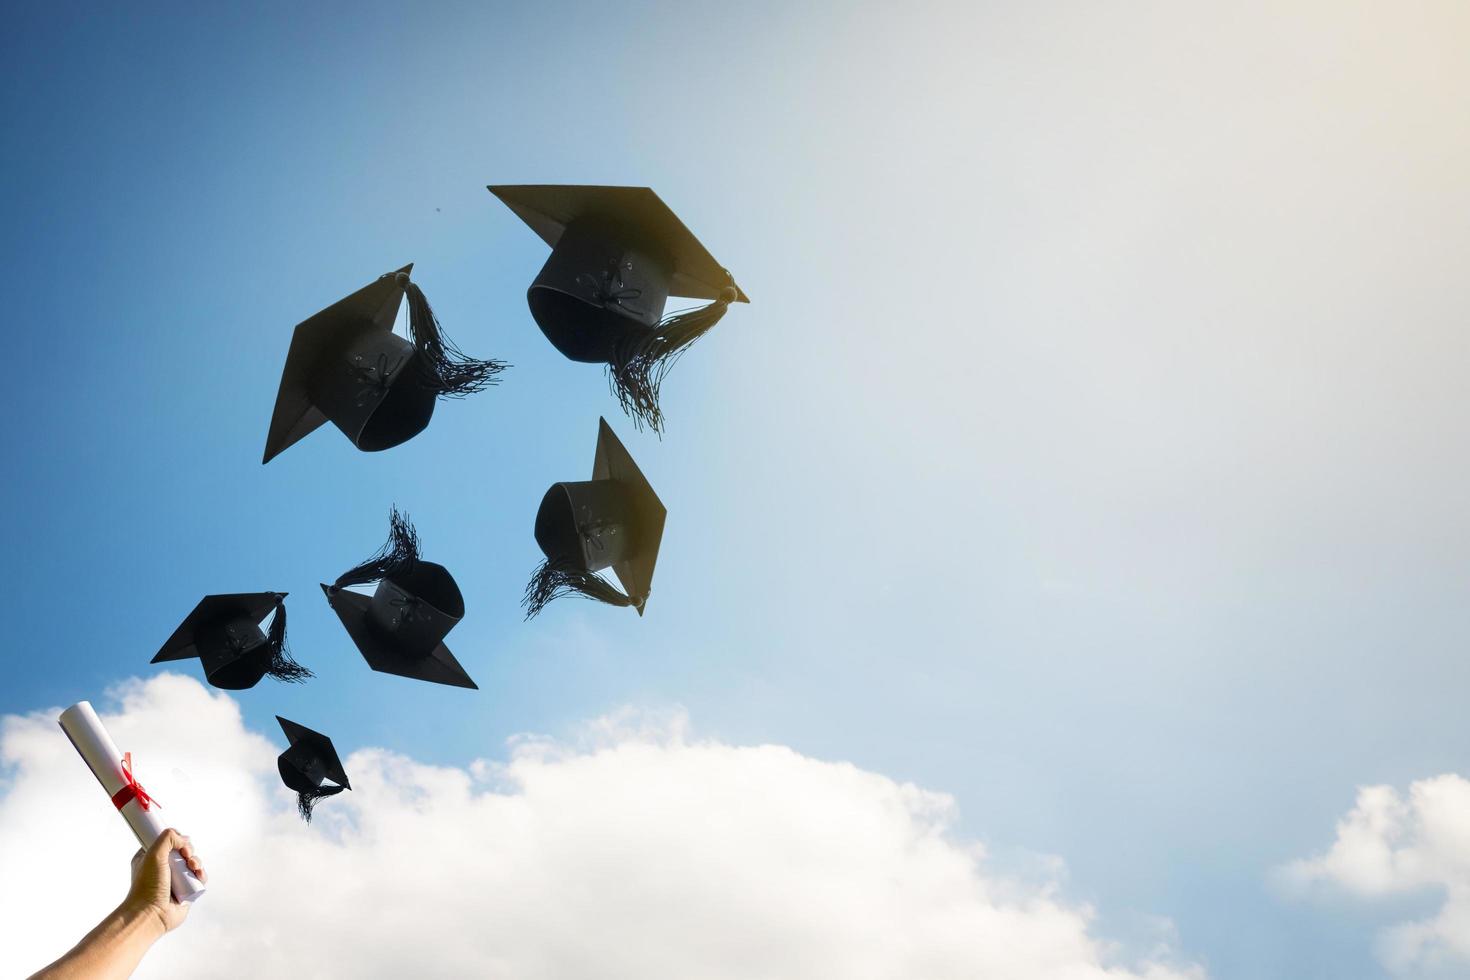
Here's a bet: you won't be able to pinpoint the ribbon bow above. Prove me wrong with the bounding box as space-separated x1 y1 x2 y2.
110 752 160 812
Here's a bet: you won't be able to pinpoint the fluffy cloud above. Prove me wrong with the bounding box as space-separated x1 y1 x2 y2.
2 675 1201 979
1278 775 1470 975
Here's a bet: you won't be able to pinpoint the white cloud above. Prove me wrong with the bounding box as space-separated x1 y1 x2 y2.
1 675 1201 980
1277 774 1470 975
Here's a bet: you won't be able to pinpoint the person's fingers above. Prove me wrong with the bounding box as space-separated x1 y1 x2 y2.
147 828 186 868
174 838 208 883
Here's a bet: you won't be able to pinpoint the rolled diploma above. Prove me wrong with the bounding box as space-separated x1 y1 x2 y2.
58 701 206 903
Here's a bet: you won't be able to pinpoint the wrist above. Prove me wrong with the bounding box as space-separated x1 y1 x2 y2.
117 898 169 943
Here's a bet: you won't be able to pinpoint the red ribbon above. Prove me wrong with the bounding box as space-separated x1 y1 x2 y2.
109 752 160 812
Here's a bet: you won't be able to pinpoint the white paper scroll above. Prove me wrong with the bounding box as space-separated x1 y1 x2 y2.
58 700 206 904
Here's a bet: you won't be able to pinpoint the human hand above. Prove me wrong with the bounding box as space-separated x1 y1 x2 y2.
123 829 207 935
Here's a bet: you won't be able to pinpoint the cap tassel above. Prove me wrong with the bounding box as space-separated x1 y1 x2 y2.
263 597 313 683
522 558 643 620
295 783 345 823
403 281 508 397
607 286 736 434
332 506 420 591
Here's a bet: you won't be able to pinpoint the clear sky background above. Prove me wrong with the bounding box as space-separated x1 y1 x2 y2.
4 3 1470 978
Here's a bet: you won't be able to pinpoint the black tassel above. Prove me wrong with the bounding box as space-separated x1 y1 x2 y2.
296 783 345 823
607 287 736 434
333 506 420 590
403 281 508 396
522 558 643 620
262 596 312 683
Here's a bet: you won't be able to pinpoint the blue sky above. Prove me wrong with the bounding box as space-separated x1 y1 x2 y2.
5 3 1470 977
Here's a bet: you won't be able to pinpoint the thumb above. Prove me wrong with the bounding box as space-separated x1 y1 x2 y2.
147 828 186 867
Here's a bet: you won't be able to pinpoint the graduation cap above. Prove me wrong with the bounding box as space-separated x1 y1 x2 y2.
151 592 311 690
262 265 507 463
322 507 477 689
276 716 350 823
489 184 748 434
523 417 666 619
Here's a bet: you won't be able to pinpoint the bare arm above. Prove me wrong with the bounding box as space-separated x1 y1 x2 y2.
28 829 208 980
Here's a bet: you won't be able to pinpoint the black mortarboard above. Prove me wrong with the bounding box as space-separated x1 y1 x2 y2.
262 265 507 463
276 716 350 823
151 592 311 690
489 184 748 433
322 507 477 689
523 417 666 619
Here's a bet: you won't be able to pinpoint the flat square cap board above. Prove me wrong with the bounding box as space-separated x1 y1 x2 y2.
489 185 749 303
595 417 666 612
152 592 283 662
276 716 351 789
320 584 479 689
262 264 413 463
